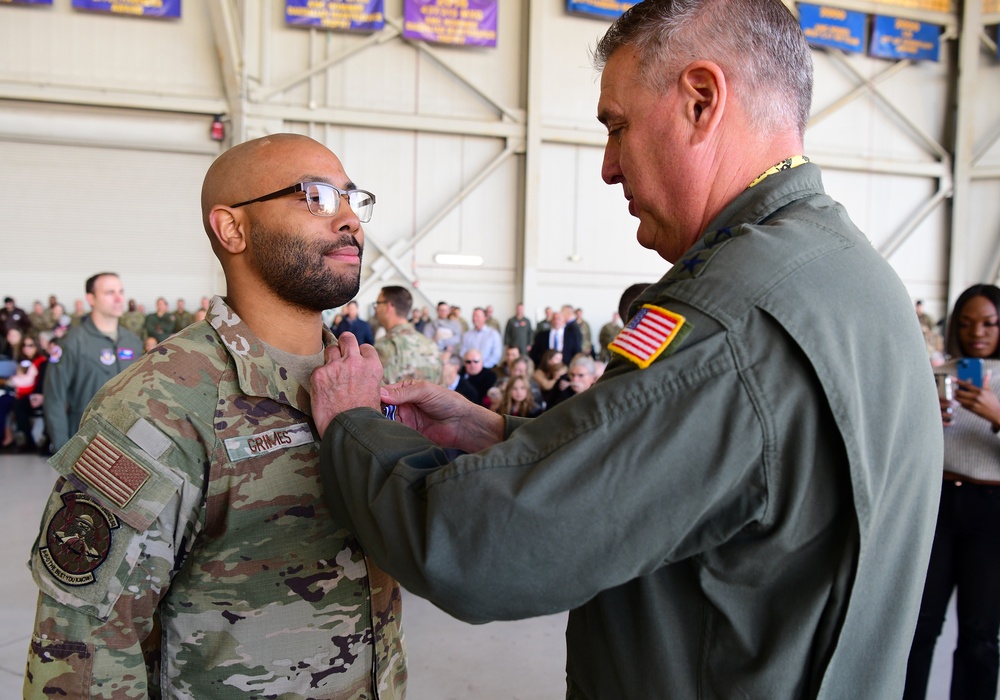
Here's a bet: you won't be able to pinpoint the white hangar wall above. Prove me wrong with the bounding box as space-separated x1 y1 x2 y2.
0 0 998 332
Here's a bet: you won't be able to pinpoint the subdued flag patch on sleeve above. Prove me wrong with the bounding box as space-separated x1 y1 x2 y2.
608 304 688 369
71 434 151 509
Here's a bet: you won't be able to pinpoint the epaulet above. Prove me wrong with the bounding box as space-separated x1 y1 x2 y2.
662 226 742 289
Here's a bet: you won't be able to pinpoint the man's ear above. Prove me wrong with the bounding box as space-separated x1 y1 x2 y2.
678 60 727 142
208 205 248 255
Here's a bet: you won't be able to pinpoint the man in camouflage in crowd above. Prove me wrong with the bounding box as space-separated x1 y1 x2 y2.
573 307 594 358
119 299 147 341
28 301 49 334
24 133 406 699
374 285 443 385
172 298 193 332
69 299 87 328
143 297 176 343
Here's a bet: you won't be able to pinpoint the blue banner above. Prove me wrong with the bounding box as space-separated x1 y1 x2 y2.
285 0 384 32
869 15 940 61
71 0 180 18
566 0 636 19
403 0 497 48
798 4 866 54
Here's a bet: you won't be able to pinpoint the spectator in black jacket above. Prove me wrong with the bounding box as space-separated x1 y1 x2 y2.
332 300 374 345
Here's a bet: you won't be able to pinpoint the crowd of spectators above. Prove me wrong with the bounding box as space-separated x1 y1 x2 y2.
0 293 210 454
4 289 951 463
6 288 951 459
2 289 626 455
328 297 618 416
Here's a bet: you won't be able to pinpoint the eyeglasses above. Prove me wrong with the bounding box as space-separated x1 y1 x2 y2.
22 342 35 348
374 300 389 306
464 359 481 364
230 182 376 223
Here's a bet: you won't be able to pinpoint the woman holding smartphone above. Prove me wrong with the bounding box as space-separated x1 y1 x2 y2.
905 283 1000 699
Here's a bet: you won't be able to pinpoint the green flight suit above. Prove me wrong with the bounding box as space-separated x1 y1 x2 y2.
43 317 142 452
318 164 942 698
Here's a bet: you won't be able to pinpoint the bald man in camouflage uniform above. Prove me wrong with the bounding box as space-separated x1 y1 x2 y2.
119 299 147 342
374 285 442 385
24 134 405 699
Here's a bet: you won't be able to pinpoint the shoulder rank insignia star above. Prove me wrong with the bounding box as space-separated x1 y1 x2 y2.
608 304 688 369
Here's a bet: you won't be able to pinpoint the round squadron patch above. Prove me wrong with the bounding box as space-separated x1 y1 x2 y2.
39 492 120 586
99 348 116 366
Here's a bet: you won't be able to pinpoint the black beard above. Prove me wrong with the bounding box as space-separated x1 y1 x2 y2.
248 223 363 312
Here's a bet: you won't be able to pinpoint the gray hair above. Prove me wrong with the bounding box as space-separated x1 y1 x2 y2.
569 354 596 375
594 0 813 139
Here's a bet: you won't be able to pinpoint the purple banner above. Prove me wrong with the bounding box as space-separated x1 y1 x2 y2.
403 0 497 47
0 0 54 5
285 0 384 32
71 0 180 18
566 0 636 19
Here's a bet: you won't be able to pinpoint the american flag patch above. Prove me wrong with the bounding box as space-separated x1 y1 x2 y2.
608 305 686 369
72 434 150 509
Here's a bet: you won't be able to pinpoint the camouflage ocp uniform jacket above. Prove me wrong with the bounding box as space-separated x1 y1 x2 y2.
375 322 443 386
25 296 406 699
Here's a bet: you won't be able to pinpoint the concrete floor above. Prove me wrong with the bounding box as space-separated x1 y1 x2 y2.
0 451 965 698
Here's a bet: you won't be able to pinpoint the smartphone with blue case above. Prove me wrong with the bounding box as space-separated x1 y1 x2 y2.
957 358 984 388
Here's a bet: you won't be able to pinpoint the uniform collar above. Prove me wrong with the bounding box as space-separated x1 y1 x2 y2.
705 161 824 236
206 295 333 413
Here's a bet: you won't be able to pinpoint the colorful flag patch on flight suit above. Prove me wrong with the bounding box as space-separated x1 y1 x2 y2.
608 304 687 369
71 434 151 509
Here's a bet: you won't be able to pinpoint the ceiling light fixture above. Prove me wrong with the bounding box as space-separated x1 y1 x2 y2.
434 254 484 267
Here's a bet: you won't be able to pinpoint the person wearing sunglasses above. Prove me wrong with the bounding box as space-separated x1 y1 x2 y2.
25 134 405 699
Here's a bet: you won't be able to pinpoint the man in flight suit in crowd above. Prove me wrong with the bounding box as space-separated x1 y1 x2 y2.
307 1 943 697
43 273 142 453
25 134 405 698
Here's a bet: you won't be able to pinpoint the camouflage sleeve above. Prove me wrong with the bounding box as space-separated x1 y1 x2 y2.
374 338 396 385
24 403 202 699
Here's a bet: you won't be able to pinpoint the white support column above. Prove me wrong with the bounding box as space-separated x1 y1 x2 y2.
948 0 983 305
519 0 546 317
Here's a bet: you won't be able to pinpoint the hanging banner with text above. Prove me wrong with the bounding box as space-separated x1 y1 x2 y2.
285 0 384 32
869 15 940 61
566 0 636 19
870 0 952 11
403 0 497 47
71 0 180 18
798 4 867 53
1 0 54 5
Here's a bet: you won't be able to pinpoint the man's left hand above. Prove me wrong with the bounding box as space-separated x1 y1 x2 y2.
310 332 383 436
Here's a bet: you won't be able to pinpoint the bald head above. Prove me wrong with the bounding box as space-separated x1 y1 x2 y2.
201 134 341 238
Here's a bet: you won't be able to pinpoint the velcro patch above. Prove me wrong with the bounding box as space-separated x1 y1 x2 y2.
608 304 688 369
39 492 120 587
224 423 315 462
71 434 151 509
